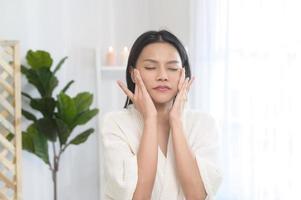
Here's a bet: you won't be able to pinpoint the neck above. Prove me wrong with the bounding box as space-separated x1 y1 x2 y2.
154 101 173 121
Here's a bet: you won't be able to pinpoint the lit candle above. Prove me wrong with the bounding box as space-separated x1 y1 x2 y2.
120 46 129 66
106 46 116 66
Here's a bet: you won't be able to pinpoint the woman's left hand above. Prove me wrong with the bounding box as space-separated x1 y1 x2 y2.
169 68 194 123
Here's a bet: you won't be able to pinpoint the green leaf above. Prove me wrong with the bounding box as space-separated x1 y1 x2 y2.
57 92 77 127
55 118 70 145
61 80 74 93
73 92 93 114
53 56 68 74
21 65 29 75
24 68 58 97
26 50 53 69
22 131 34 153
26 68 58 97
21 92 33 100
22 109 37 121
6 133 14 141
69 128 94 145
36 118 57 142
36 68 58 97
22 124 49 164
72 108 99 128
23 68 41 92
30 97 56 118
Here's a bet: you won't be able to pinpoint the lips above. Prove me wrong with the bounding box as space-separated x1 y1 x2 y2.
153 85 171 92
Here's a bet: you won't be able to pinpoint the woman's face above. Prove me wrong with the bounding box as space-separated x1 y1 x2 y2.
134 42 182 105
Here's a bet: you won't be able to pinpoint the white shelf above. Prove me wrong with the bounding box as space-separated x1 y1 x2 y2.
95 47 128 200
94 47 127 115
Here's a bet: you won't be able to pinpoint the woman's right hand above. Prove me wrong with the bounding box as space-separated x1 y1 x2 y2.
117 68 157 120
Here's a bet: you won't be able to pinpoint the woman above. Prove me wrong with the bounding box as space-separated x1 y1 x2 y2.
101 30 222 200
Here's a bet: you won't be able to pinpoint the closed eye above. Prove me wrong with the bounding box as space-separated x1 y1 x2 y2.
168 68 178 71
144 67 156 70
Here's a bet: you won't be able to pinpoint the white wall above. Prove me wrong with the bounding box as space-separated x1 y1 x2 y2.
97 0 190 64
0 0 190 199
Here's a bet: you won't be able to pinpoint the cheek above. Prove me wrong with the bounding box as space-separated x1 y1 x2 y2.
139 73 152 88
170 73 181 86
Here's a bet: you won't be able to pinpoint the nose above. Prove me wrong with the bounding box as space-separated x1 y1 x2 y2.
157 68 168 81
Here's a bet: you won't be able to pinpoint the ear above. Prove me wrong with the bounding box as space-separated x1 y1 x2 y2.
182 66 186 77
130 66 136 83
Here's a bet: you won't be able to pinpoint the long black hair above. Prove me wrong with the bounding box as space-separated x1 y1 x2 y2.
124 30 191 108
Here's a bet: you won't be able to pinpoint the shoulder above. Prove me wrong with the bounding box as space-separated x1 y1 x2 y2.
102 104 139 123
101 108 134 131
101 105 142 137
100 106 142 152
102 108 131 123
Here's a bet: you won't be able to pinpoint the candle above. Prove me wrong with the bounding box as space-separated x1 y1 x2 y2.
120 46 129 66
105 46 116 66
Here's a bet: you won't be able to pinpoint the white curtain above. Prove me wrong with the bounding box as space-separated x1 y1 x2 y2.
190 0 301 199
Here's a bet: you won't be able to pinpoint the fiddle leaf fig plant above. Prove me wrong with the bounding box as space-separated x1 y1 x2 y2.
21 50 99 200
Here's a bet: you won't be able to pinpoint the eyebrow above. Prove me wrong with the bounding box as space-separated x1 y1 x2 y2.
143 59 180 65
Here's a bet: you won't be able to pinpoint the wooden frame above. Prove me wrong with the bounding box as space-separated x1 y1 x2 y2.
0 41 22 200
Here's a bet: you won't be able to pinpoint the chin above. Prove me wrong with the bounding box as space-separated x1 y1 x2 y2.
151 96 175 105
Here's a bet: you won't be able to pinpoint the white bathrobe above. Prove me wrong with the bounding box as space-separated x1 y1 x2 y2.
100 104 222 200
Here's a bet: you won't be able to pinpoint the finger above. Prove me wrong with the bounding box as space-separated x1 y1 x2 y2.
182 78 190 98
174 78 189 105
134 69 145 100
134 81 139 98
183 77 189 90
117 80 134 100
177 77 188 99
182 79 190 102
135 69 148 94
178 68 185 90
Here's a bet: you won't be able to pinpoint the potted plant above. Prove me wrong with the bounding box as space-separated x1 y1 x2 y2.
20 50 99 200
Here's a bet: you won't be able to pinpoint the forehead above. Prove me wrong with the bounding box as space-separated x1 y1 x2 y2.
138 42 181 62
